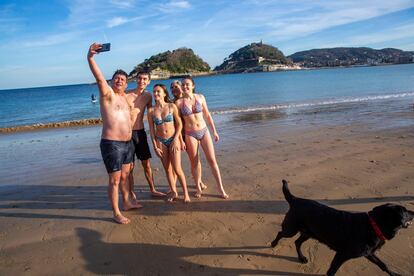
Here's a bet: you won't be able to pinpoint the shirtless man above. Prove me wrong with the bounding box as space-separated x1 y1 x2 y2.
126 71 165 198
87 43 141 224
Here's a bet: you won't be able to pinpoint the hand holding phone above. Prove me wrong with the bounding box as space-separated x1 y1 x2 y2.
97 43 111 53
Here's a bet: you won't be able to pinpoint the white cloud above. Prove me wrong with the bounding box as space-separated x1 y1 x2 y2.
262 1 414 40
65 0 102 27
106 15 151 28
203 18 214 28
0 64 83 89
194 1 414 43
64 0 138 28
0 4 25 34
152 24 171 31
110 0 135 9
345 23 414 46
64 0 151 29
22 32 77 48
157 0 191 13
107 16 129 28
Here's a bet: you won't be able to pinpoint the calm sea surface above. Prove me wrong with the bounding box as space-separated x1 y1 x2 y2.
0 64 413 129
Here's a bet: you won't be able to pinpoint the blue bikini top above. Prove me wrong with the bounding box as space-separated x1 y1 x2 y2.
153 106 174 125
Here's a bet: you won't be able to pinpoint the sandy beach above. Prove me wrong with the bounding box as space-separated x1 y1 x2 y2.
0 104 414 275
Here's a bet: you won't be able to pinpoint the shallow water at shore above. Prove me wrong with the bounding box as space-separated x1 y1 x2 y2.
1 95 413 188
1 64 414 129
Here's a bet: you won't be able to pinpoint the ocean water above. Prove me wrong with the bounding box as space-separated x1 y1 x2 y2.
0 64 413 129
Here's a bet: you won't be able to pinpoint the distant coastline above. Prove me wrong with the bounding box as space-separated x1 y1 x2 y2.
129 61 408 81
133 43 413 80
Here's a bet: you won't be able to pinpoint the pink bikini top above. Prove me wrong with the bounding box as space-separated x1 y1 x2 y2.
180 98 203 116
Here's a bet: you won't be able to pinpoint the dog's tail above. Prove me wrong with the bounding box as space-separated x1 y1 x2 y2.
282 179 294 204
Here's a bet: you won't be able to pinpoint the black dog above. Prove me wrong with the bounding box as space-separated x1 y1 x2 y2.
271 180 414 276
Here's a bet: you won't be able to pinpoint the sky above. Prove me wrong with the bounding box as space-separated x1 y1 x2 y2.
1 0 414 90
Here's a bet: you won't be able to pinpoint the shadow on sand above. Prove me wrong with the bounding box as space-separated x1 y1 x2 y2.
77 227 316 275
0 185 413 221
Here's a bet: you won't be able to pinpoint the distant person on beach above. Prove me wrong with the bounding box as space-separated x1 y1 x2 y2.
126 71 165 199
148 84 190 203
171 80 207 190
175 77 229 199
87 43 141 225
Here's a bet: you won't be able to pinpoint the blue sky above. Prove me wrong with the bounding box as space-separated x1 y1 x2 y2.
1 0 414 89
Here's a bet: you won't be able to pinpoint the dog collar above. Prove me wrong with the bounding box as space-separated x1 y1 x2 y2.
368 215 386 241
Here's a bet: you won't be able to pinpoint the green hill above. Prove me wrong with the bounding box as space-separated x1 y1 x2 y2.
129 48 210 78
214 42 292 73
288 47 414 67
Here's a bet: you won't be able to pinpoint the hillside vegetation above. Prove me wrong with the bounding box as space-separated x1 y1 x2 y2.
214 42 292 73
129 48 210 78
288 47 414 67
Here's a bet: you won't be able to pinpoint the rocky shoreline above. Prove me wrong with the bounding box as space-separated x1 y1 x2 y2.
0 118 102 133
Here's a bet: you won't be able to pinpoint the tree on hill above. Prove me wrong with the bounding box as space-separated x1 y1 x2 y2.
288 47 414 67
214 42 291 72
129 48 210 77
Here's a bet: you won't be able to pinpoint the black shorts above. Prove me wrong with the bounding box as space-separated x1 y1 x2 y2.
100 139 134 173
131 129 152 161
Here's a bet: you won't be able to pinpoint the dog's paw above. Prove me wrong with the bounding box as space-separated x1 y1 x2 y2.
270 240 277 248
298 256 308 264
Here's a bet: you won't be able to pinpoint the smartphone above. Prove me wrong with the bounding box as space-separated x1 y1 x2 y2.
97 43 111 52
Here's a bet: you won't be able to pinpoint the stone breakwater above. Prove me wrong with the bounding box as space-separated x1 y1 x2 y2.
0 118 102 133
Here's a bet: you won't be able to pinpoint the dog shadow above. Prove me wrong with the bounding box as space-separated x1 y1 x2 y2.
77 227 318 275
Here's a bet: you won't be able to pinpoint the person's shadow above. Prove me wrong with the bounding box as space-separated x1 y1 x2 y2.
77 227 318 275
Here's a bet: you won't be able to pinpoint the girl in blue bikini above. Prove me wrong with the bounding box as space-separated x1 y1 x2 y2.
175 77 229 199
148 84 190 203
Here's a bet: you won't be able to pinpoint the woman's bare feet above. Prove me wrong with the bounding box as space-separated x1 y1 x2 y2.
123 200 143 211
151 190 166 197
184 194 191 203
130 190 137 201
221 193 229 199
194 190 202 198
166 191 178 203
200 181 207 190
113 213 130 224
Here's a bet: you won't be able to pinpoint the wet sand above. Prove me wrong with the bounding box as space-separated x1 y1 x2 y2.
0 107 414 275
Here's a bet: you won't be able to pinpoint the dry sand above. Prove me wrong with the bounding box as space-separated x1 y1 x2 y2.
0 110 413 275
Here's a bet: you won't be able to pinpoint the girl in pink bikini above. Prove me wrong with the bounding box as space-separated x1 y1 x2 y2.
175 77 229 199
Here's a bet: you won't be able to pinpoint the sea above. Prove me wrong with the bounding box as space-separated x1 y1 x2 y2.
0 64 414 130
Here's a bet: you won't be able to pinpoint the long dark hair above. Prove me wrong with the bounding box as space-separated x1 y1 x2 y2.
153 84 172 103
182 76 195 94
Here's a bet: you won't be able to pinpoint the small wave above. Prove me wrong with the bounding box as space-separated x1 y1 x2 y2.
211 92 414 115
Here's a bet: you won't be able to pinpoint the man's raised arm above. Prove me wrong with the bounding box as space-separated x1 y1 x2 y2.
87 43 109 97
